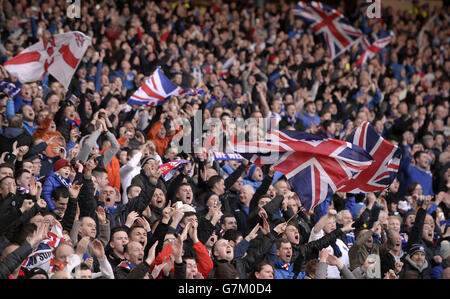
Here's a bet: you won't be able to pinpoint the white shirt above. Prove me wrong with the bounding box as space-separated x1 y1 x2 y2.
119 151 143 205
309 228 350 279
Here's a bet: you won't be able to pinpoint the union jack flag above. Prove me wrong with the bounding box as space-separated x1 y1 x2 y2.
232 130 373 212
292 1 363 59
337 121 402 193
354 30 394 68
127 68 204 106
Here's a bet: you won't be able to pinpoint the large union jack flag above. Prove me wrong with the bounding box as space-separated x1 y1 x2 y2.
232 130 373 212
355 30 394 68
127 68 204 106
337 121 402 193
292 1 363 59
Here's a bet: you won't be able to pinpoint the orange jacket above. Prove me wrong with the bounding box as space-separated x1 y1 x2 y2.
98 137 127 191
33 117 64 158
147 121 182 156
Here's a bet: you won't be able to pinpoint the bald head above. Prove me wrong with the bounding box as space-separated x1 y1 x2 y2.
124 241 144 265
54 243 75 264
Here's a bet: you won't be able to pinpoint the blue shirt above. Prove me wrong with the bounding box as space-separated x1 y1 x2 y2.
300 113 321 129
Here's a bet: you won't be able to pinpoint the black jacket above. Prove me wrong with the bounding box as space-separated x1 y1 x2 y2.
380 250 406 277
405 207 440 266
109 184 156 229
0 193 45 237
292 228 344 275
209 230 277 279
0 127 33 154
0 242 33 279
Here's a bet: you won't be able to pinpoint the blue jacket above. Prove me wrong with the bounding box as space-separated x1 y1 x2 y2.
431 261 448 279
274 260 305 279
42 173 72 211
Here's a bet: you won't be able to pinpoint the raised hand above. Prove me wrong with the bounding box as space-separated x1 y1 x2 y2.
151 257 168 279
68 182 83 199
260 213 270 235
341 220 355 232
125 211 139 228
273 222 288 235
85 155 98 173
91 239 105 259
319 248 330 262
371 221 381 234
327 254 344 270
27 221 49 249
245 223 260 242
172 234 184 263
95 206 107 225
145 241 159 266
36 198 47 209
20 199 35 213
84 257 94 269
180 221 192 242
137 217 151 233
76 236 91 258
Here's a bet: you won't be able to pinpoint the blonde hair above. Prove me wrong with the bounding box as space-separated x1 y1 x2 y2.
388 215 403 225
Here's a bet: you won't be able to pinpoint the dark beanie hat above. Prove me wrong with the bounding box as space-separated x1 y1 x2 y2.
408 243 426 256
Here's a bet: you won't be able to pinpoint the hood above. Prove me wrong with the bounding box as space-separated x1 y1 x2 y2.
2 127 24 138
405 254 429 272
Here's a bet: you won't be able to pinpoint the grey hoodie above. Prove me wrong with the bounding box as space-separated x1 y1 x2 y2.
405 254 429 273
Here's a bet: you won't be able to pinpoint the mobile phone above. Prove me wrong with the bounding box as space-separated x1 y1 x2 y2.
176 201 183 209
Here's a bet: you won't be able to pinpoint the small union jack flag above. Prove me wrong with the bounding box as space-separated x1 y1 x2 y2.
355 30 394 68
127 68 204 106
292 1 363 59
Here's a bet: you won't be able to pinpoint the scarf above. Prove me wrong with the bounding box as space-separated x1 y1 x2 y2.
331 242 342 258
55 173 72 189
17 186 30 194
117 260 134 271
286 115 298 126
65 118 81 129
50 259 67 273
101 203 118 214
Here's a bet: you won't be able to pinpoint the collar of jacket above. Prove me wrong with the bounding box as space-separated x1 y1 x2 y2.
274 259 292 270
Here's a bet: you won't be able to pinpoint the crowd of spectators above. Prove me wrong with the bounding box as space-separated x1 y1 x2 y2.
0 0 449 280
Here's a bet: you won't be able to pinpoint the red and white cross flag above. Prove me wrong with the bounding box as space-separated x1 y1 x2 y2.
3 31 91 89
